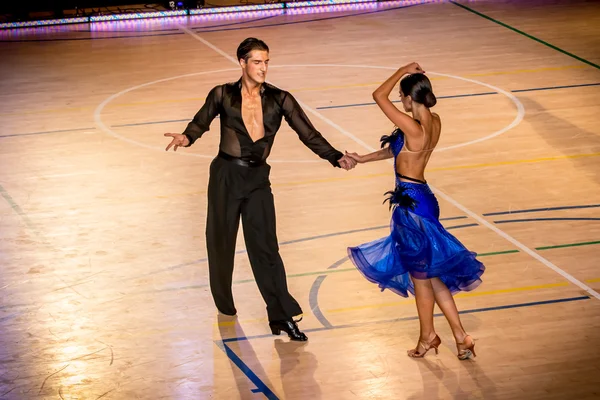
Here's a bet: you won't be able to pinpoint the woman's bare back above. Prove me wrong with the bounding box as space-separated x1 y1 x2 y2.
396 113 441 182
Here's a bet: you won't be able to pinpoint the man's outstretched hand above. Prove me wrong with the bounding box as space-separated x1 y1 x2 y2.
164 133 190 151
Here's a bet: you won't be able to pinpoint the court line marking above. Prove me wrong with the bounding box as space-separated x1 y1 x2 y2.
11 77 597 138
1 65 589 119
23 294 587 386
408 189 599 300
484 203 600 216
214 341 278 399
451 1 600 70
221 295 591 341
216 294 590 400
316 82 600 110
495 217 600 224
309 237 599 326
44 152 600 204
123 233 600 298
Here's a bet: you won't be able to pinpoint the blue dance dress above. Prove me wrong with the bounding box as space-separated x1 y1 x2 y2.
347 127 485 297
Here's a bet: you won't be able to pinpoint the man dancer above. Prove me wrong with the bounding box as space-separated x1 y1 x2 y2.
164 37 356 341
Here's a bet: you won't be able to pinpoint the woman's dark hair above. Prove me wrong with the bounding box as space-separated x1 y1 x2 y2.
237 37 269 63
400 73 437 108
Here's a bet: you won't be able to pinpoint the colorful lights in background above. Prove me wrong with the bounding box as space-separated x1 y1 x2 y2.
0 0 436 33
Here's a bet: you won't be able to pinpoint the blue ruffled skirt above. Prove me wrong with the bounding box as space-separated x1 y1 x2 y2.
347 181 485 297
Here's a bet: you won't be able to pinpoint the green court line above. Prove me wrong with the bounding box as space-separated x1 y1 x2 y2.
234 250 527 284
536 240 600 251
478 249 520 257
228 244 594 285
450 1 600 70
0 183 39 233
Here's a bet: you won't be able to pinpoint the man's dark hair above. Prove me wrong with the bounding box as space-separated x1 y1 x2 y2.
236 37 269 63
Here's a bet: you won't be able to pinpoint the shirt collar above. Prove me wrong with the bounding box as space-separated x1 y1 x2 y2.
236 78 266 95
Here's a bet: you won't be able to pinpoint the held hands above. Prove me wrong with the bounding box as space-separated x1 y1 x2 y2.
164 133 190 151
344 151 365 164
338 151 370 170
337 153 358 170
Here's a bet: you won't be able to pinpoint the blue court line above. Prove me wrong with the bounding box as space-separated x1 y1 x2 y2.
309 255 348 328
495 217 600 224
317 92 497 110
512 82 600 92
119 205 598 284
316 82 600 110
215 296 590 399
0 127 95 138
221 295 590 344
215 341 279 400
307 222 480 327
280 224 387 245
446 223 479 230
328 256 351 270
308 275 334 329
319 296 592 332
111 118 191 128
483 204 600 216
10 79 595 138
3 82 597 138
129 217 473 282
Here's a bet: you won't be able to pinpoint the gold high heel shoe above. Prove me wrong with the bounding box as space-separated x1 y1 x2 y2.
407 334 441 358
457 335 476 360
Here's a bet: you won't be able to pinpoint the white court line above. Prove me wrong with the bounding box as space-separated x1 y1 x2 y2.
178 26 600 301
270 64 526 153
94 66 523 161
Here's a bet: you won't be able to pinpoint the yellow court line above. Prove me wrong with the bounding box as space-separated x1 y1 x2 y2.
215 318 268 327
23 151 594 210
89 151 599 206
215 278 596 326
427 152 600 173
327 282 571 314
274 152 600 188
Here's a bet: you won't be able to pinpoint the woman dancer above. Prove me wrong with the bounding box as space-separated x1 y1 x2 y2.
346 63 484 360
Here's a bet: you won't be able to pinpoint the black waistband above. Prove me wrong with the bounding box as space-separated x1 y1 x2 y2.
218 151 265 167
396 173 427 184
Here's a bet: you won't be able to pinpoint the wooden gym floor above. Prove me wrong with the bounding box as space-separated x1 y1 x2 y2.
1 0 599 398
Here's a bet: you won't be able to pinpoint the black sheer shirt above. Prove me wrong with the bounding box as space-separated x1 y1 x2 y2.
182 79 343 167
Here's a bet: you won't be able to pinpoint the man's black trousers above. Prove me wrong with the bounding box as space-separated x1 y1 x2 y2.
206 153 303 322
